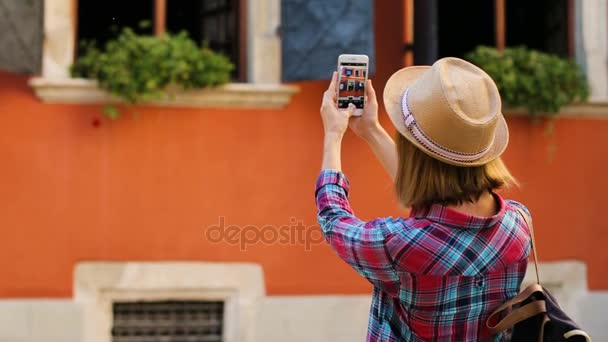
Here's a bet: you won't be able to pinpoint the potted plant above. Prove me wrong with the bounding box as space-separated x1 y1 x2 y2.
71 27 234 119
465 46 589 116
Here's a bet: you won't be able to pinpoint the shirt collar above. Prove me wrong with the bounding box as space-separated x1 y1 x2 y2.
410 193 506 229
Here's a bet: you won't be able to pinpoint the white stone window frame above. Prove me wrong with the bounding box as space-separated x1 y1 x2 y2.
30 0 298 108
75 262 265 342
575 0 608 102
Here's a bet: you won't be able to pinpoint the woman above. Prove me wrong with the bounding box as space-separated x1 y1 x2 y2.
316 57 531 341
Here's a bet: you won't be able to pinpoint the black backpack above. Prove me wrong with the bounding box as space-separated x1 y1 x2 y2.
485 208 591 341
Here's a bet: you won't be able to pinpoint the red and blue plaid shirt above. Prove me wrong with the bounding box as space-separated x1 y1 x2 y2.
315 170 531 342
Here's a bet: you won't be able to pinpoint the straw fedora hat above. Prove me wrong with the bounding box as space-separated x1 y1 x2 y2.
383 57 508 167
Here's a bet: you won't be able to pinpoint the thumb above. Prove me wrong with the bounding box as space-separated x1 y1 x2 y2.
345 103 357 117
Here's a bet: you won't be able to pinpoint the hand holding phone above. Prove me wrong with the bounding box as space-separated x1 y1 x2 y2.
337 54 369 116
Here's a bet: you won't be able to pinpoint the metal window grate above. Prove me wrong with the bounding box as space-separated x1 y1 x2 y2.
112 300 224 342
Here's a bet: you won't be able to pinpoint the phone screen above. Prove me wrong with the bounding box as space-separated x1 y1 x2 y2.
337 62 368 109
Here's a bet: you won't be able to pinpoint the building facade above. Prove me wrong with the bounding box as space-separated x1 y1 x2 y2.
0 0 606 341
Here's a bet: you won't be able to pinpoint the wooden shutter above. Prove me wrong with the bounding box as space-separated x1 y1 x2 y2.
281 0 375 82
0 0 43 74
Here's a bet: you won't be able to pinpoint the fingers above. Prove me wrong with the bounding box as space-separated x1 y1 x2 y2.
324 71 338 101
321 72 338 112
365 79 378 105
328 71 338 93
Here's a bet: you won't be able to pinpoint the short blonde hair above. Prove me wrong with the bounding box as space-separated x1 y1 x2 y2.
395 134 517 209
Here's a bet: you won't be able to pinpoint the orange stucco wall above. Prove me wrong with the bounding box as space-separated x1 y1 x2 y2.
1 1 607 298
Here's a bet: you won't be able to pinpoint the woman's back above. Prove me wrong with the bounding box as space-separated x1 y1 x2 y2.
315 170 531 341
376 199 530 341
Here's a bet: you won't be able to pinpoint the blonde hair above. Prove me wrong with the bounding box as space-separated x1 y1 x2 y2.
395 134 517 209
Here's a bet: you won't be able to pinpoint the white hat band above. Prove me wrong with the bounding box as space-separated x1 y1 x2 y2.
401 89 491 163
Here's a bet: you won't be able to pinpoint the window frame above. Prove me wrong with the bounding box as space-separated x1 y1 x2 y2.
494 0 575 56
31 0 297 108
75 262 264 342
76 0 248 82
404 0 576 66
403 0 608 104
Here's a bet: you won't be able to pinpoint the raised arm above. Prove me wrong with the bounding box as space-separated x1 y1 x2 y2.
317 72 400 293
349 80 399 180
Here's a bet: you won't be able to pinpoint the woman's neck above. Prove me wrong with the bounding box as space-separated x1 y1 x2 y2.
447 191 498 218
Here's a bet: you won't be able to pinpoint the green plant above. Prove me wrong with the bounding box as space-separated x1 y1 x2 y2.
71 27 234 119
465 46 589 115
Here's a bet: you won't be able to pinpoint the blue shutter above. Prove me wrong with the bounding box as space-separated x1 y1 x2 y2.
0 0 43 74
281 0 375 82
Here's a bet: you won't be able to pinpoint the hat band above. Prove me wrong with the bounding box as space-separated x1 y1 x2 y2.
401 89 491 162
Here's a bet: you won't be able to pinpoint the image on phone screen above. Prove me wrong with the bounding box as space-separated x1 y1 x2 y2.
338 63 367 109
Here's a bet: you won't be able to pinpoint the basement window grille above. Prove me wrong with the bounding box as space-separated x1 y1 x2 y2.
112 300 224 342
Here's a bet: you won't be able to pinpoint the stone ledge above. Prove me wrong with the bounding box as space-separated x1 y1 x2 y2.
28 78 300 109
505 102 608 118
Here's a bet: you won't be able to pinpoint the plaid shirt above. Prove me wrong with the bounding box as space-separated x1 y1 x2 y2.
315 170 531 342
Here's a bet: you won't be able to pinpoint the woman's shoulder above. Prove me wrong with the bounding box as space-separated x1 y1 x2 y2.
504 199 531 218
503 199 533 245
377 216 425 229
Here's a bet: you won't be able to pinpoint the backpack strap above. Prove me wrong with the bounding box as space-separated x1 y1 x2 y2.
486 207 543 334
486 282 543 323
515 207 540 285
486 298 547 333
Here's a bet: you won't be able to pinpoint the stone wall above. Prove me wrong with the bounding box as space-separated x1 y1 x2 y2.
1 294 606 342
1 261 606 342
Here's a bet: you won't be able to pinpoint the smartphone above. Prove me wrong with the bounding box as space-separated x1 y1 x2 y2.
337 54 369 113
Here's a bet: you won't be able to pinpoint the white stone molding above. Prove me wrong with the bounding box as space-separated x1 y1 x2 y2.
247 0 282 84
29 77 299 108
576 0 608 102
504 103 608 118
74 262 265 342
41 0 74 79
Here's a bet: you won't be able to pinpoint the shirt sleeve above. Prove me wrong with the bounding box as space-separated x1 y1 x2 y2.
315 169 400 294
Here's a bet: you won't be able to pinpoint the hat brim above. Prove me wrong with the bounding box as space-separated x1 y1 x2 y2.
383 66 509 167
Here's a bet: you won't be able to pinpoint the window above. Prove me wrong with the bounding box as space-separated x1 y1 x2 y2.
23 0 377 84
112 300 224 342
74 262 265 342
437 0 495 59
76 0 154 57
506 0 570 57
416 0 573 61
77 0 245 80
409 0 608 102
26 0 303 108
167 0 244 79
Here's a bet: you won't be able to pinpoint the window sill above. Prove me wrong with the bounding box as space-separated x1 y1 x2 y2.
504 102 608 118
28 78 300 109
